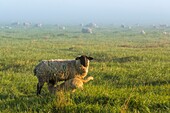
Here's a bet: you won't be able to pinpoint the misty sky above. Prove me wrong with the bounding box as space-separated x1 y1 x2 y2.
0 0 170 25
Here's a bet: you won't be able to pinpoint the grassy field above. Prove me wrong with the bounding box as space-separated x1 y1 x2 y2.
0 25 170 113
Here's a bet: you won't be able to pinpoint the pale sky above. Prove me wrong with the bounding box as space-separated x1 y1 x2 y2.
0 0 170 24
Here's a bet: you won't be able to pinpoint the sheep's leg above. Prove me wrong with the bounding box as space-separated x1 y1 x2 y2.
80 86 84 91
48 79 57 94
48 83 55 94
37 82 44 96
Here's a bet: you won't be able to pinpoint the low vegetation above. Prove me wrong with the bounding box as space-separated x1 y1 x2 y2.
0 25 170 112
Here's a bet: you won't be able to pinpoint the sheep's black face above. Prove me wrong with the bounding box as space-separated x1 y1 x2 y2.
76 55 93 67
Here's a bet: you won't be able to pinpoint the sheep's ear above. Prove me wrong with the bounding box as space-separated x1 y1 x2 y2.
75 57 80 60
87 56 93 60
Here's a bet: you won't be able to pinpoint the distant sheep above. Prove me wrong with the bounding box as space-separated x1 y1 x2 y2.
162 31 170 35
23 22 31 27
35 23 42 27
121 24 125 28
85 23 97 28
34 55 93 95
49 76 94 93
59 26 65 30
82 28 92 33
163 31 167 35
140 30 146 35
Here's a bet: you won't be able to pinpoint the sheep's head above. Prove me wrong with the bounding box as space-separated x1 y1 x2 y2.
75 55 93 67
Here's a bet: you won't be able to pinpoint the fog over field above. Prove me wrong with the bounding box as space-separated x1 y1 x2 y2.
0 0 170 25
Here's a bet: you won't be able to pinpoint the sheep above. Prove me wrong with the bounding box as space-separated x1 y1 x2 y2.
163 31 167 35
140 30 146 35
128 26 132 30
82 28 93 33
35 23 42 27
163 31 170 35
59 26 65 30
85 23 98 28
23 22 31 27
34 55 93 96
48 76 94 93
121 24 125 28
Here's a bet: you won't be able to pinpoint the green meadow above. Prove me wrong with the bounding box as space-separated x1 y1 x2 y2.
0 25 170 113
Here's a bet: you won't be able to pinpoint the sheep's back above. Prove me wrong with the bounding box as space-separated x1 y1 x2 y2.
34 59 79 80
47 59 77 73
34 59 89 82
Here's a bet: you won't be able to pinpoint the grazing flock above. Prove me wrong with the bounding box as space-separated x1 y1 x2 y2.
1 22 170 35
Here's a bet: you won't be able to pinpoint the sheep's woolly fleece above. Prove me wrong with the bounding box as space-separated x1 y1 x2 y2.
34 59 88 83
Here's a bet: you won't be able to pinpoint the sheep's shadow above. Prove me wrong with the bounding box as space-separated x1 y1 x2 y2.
94 56 143 63
0 62 24 72
103 73 170 87
112 56 143 63
143 80 170 86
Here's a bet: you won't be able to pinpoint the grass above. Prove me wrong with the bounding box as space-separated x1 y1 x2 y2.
0 25 170 113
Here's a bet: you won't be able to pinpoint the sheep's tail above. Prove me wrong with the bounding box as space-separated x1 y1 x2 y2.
82 76 94 83
33 60 43 76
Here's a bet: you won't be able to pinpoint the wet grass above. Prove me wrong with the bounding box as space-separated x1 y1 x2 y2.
0 25 170 112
